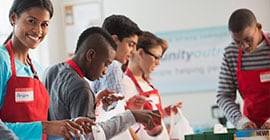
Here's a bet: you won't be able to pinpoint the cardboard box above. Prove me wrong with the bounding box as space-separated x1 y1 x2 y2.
235 129 270 140
185 129 236 140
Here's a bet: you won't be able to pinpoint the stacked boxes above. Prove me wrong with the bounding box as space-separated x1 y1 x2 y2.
185 129 236 140
185 129 270 140
235 129 270 140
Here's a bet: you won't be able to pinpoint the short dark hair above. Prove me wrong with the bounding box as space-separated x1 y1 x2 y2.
228 8 257 33
75 27 117 54
4 0 54 44
102 15 142 41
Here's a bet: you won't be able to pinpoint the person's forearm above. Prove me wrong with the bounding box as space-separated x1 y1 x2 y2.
217 55 242 126
41 121 49 134
98 110 136 139
217 92 242 126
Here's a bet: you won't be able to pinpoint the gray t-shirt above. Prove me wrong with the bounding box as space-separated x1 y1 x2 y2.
44 62 137 139
44 62 96 120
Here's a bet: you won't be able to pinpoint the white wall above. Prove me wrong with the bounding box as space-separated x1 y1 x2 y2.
103 0 270 32
48 0 270 131
102 0 270 130
46 0 67 65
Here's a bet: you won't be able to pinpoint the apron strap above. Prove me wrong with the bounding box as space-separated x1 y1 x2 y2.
27 55 39 79
125 68 145 94
5 40 16 76
66 59 84 78
5 40 39 79
237 32 270 71
262 32 270 46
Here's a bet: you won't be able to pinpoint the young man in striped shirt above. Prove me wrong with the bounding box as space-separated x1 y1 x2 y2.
217 8 270 130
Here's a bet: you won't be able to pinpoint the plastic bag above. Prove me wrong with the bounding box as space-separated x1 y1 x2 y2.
169 108 194 140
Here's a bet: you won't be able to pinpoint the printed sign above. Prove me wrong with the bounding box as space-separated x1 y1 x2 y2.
152 26 231 94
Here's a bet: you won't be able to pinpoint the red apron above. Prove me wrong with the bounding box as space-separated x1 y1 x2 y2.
236 32 270 127
125 69 164 117
66 59 97 116
0 40 49 139
126 69 171 139
66 59 84 78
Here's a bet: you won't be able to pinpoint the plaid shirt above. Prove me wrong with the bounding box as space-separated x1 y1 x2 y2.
91 60 125 94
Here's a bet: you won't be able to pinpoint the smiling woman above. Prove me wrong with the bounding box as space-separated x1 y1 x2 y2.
0 0 95 139
124 31 183 140
0 0 51 68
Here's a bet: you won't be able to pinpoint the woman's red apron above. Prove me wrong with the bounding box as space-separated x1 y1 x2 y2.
236 32 270 127
0 40 49 139
126 69 170 139
125 68 164 116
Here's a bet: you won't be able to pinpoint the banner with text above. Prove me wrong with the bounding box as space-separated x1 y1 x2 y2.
152 26 231 94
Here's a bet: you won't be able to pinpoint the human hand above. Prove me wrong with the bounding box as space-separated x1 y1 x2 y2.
126 95 146 110
164 101 183 116
261 121 270 129
96 89 115 106
42 120 84 140
73 117 96 135
96 89 124 108
102 94 124 108
131 110 161 130
242 121 257 129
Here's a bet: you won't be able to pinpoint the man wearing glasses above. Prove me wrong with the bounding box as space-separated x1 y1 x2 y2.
217 8 270 130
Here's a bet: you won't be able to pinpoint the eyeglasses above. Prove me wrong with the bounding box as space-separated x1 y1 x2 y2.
143 50 162 61
233 26 258 50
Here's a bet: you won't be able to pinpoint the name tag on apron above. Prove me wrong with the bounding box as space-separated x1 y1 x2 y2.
260 71 270 83
15 88 34 102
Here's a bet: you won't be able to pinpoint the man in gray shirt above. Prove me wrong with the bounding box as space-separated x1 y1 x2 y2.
44 27 161 139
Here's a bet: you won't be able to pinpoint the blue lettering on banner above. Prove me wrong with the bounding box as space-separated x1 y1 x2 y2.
152 26 231 94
